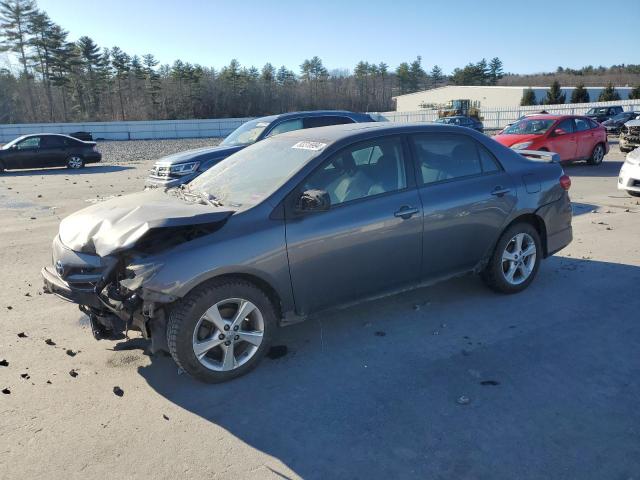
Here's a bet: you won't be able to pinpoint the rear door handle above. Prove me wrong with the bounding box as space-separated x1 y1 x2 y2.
491 186 511 196
394 206 419 219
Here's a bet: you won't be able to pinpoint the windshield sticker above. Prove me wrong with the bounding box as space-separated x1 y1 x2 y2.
255 122 269 127
292 141 327 151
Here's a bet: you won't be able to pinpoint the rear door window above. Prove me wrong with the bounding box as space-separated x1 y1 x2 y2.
303 116 355 129
410 133 485 185
42 136 67 148
556 119 575 134
574 118 591 132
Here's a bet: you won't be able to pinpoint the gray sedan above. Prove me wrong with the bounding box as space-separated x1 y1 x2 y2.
42 123 573 383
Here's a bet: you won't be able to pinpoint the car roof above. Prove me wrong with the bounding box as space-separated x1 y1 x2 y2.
273 121 474 144
18 133 79 140
255 110 371 123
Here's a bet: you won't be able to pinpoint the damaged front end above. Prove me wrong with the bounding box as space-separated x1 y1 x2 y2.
42 190 234 351
620 120 640 152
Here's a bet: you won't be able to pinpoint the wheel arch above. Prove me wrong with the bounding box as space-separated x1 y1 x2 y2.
185 271 285 321
502 213 548 257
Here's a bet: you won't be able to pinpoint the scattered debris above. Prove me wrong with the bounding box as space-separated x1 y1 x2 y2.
20 373 30 379
113 386 124 397
606 227 614 231
6 305 12 310
456 395 470 405
44 338 56 346
17 332 27 338
29 217 36 220
267 345 288 359
24 292 31 297
2 388 10 395
66 349 77 357
37 194 42 198
480 380 500 386
0 359 8 367
69 369 78 378
46 380 52 384
374 331 386 337
162 414 169 421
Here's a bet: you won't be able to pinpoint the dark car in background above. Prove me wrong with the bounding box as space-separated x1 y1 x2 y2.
43 122 572 383
585 105 623 123
601 111 640 135
0 134 101 172
435 115 484 133
145 110 375 188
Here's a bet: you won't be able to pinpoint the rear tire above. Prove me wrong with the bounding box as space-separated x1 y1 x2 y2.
627 191 640 198
481 222 542 294
167 278 276 383
66 156 84 169
587 143 605 165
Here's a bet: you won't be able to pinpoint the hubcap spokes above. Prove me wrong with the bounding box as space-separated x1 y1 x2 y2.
69 157 82 168
192 298 264 371
501 233 536 285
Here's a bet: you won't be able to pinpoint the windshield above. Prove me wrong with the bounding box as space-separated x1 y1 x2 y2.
1 136 25 149
587 108 608 115
188 137 324 208
220 119 270 147
611 112 631 122
503 118 555 135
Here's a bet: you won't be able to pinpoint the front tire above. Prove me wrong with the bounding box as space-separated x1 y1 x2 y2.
167 278 276 383
66 156 84 169
481 222 542 294
627 190 640 198
588 143 605 165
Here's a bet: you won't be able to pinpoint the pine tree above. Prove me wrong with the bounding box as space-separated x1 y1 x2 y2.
430 65 443 87
598 82 620 101
545 80 566 104
77 36 103 117
520 88 537 106
489 57 503 85
570 83 590 103
110 46 131 120
408 56 425 93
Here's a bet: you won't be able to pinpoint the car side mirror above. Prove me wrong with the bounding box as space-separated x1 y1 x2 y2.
295 189 331 213
553 128 566 136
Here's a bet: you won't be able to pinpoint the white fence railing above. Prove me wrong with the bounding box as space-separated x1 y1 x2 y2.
0 117 253 142
371 99 640 130
2 99 639 142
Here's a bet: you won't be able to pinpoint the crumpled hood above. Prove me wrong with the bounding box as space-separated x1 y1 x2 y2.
154 144 243 166
59 190 235 256
493 133 540 148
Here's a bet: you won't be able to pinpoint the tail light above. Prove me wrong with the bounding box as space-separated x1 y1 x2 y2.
92 145 98 152
559 174 571 191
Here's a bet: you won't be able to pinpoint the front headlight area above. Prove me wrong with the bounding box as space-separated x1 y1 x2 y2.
511 141 534 150
120 262 164 291
152 161 200 178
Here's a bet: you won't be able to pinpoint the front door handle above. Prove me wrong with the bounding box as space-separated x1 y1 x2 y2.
394 205 419 219
491 186 511 196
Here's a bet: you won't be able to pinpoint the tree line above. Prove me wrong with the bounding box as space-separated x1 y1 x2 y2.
520 80 640 106
1 0 640 124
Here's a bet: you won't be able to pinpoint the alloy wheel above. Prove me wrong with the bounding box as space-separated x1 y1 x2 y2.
501 233 537 285
192 298 265 372
67 156 83 169
593 145 604 164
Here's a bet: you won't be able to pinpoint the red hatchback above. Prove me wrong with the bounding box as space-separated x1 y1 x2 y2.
494 115 608 165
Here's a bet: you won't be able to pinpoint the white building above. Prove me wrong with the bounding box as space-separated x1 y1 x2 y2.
393 85 634 111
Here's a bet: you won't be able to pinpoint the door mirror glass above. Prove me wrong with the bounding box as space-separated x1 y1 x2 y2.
553 128 567 136
295 189 331 213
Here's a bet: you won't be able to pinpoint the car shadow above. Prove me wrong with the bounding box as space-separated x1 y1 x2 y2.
562 159 622 178
571 202 599 216
131 256 640 479
1 165 133 176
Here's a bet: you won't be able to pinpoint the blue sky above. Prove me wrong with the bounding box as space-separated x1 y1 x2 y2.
35 0 640 74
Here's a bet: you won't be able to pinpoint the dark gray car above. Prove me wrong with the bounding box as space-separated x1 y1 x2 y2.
144 110 374 189
42 123 573 383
